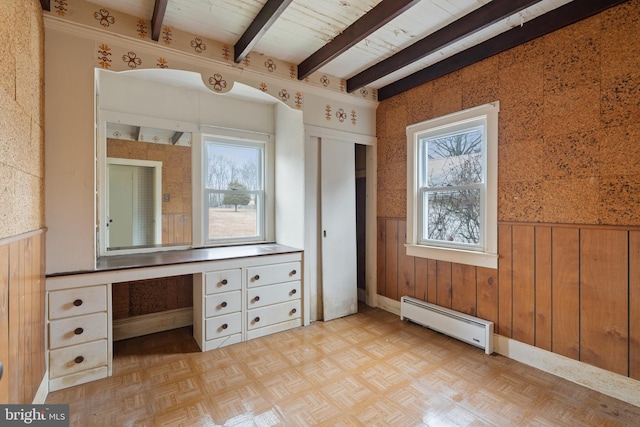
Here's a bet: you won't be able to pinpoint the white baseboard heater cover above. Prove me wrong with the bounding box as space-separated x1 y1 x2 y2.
400 296 494 354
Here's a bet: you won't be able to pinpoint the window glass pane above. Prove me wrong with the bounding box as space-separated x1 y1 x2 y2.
424 188 481 245
204 139 264 243
207 191 260 240
206 143 261 190
422 127 483 187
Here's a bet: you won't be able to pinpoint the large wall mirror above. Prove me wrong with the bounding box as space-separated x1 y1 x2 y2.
95 68 299 257
105 122 192 251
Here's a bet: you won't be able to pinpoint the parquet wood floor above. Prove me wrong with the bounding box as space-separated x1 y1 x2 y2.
46 304 640 426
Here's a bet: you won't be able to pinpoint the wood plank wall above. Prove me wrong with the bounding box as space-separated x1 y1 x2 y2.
112 275 193 320
162 213 192 245
377 218 640 380
0 230 46 403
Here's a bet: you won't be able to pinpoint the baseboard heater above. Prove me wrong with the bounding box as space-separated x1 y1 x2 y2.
400 296 494 354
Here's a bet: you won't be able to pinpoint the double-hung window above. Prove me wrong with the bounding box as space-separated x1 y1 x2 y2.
407 102 499 268
203 136 265 244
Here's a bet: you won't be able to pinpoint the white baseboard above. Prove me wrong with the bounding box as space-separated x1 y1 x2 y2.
494 335 640 408
375 294 400 316
113 307 193 341
377 294 640 408
32 371 49 404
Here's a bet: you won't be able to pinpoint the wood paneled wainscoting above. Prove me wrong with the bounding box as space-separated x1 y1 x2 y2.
161 213 192 245
377 218 640 381
0 230 47 403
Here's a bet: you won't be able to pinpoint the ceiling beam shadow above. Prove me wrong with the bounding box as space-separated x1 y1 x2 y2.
297 0 420 81
234 0 294 63
377 0 629 101
347 0 543 93
151 0 169 42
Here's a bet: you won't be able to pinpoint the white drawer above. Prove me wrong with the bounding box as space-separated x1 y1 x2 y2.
247 281 300 309
49 340 108 379
205 269 241 294
247 262 300 288
247 300 301 330
49 286 107 320
49 312 108 349
205 312 242 341
246 319 302 341
205 291 241 317
202 333 242 352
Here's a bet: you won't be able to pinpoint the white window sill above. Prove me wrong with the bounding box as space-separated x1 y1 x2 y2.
406 244 498 269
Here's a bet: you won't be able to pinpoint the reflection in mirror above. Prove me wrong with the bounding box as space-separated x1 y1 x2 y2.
106 122 192 251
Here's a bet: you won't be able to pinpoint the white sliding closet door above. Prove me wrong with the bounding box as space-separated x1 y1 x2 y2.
320 138 357 321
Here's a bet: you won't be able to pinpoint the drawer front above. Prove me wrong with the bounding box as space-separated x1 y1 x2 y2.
205 291 241 318
49 312 108 349
247 300 301 330
49 340 108 379
49 286 107 320
205 312 242 341
205 269 241 294
247 281 300 309
247 262 300 288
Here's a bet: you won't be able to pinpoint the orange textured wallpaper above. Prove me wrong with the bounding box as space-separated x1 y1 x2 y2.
107 138 192 216
376 0 640 226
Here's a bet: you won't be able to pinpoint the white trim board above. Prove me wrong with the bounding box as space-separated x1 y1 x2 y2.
32 372 49 404
112 307 194 341
375 294 640 408
494 335 640 408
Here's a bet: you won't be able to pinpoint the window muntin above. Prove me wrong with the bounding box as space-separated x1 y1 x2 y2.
204 137 264 244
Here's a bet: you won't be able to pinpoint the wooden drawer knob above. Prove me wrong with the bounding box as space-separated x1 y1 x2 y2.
221 279 228 285
254 317 260 323
253 275 260 281
221 301 228 308
291 308 297 314
73 299 83 307
254 296 260 302
221 323 228 330
74 327 84 335
74 356 84 364
291 289 297 295
291 269 297 275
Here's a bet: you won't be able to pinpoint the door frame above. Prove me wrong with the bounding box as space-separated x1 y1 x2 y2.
105 157 163 253
304 125 377 323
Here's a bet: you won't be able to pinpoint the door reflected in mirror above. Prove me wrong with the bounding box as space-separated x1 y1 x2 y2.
106 122 192 251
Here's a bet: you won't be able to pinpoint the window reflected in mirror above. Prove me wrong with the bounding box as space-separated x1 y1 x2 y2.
106 122 192 251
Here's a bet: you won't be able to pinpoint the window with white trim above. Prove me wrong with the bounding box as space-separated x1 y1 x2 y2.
203 136 265 244
406 102 499 269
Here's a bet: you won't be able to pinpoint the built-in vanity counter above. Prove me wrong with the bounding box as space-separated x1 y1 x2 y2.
46 244 303 391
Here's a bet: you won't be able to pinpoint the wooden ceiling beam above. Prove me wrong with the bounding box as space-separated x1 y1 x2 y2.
377 0 629 101
347 0 543 93
234 0 294 63
171 132 184 145
151 0 169 42
40 0 50 11
297 0 420 81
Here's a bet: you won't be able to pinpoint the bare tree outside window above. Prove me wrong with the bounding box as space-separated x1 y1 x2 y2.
422 128 484 246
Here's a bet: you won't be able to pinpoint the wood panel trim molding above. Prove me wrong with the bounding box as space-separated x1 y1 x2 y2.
0 228 46 247
112 307 193 341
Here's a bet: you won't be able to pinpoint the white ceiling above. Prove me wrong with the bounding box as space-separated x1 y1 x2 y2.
85 0 575 91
